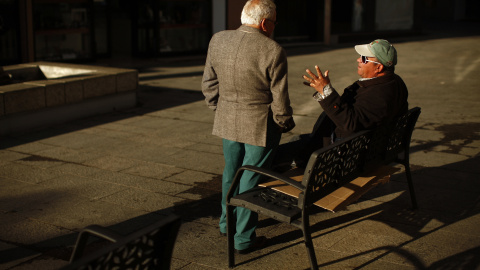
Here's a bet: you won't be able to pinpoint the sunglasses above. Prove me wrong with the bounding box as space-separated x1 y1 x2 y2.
264 18 278 26
361 55 382 65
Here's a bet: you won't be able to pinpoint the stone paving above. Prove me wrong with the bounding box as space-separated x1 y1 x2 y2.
0 21 479 269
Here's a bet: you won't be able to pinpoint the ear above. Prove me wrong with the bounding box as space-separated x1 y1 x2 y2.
260 18 268 32
377 64 385 73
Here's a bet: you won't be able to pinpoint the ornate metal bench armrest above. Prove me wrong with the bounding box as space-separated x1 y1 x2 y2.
69 225 122 263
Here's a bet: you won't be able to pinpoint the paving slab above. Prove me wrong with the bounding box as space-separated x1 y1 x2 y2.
0 241 41 270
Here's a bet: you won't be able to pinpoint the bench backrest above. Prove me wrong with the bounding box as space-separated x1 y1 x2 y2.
365 107 421 170
298 107 421 208
60 215 181 270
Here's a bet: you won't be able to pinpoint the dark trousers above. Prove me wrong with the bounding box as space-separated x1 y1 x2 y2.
273 112 336 170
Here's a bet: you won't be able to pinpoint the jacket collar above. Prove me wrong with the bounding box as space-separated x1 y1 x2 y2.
237 24 264 35
357 73 396 88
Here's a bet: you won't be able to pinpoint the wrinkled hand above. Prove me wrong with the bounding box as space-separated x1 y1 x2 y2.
303 65 330 95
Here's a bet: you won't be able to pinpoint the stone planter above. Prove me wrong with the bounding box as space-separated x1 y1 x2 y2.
0 62 138 136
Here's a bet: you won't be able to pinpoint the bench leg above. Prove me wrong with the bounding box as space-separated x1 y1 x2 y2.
301 212 319 270
227 204 236 268
405 162 418 210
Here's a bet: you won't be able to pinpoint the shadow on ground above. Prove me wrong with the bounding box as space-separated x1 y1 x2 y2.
0 84 205 150
2 142 478 269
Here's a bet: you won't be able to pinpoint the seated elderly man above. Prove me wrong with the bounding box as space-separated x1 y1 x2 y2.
277 39 409 169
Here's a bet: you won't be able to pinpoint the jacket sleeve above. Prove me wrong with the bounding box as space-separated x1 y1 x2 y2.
201 45 219 111
319 82 388 136
269 47 295 133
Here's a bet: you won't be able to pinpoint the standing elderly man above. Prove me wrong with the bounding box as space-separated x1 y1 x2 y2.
281 39 408 168
202 0 295 254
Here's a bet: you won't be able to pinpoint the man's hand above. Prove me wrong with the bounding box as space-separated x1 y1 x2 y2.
303 65 330 95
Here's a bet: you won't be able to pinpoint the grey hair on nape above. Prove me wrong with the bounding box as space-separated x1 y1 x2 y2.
241 0 276 25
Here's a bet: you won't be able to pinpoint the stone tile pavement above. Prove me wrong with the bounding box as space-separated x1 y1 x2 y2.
1 21 479 269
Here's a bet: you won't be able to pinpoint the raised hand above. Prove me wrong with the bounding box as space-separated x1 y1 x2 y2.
303 65 330 94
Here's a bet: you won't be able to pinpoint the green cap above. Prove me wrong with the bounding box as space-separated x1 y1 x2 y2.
355 39 397 67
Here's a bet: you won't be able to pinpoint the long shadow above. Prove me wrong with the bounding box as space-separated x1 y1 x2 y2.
0 177 223 265
237 115 480 266
239 155 480 269
428 246 480 270
0 150 478 269
0 84 205 150
410 122 480 154
319 245 428 269
2 113 480 266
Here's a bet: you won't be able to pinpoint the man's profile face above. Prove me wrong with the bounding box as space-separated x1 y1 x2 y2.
357 56 380 78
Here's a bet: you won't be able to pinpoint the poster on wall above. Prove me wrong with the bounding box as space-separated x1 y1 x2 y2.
375 0 414 31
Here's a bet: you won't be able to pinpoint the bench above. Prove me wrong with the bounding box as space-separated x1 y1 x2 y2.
226 107 421 270
59 214 181 270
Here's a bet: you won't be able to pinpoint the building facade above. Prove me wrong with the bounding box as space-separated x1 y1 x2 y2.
1 0 477 65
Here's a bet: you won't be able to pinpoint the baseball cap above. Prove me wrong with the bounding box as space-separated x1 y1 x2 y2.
355 39 397 67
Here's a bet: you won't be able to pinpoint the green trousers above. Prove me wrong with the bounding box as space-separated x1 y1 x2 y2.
219 129 281 250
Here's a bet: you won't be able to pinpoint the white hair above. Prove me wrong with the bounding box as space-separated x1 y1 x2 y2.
241 0 276 25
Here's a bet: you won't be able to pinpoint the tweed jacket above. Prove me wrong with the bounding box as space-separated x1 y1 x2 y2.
320 73 408 138
202 25 295 147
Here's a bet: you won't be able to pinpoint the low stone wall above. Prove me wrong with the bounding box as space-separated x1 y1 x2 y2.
0 62 138 136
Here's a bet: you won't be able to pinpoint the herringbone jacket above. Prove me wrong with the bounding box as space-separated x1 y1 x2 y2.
202 25 295 147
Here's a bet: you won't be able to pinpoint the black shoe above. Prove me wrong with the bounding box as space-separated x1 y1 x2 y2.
234 236 267 255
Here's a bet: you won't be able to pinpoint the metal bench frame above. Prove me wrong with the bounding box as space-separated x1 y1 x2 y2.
60 215 181 270
226 107 421 270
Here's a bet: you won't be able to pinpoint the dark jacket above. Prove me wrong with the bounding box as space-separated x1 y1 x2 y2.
320 73 408 138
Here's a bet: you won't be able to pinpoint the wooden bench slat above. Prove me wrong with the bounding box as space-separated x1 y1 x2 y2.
259 165 400 212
